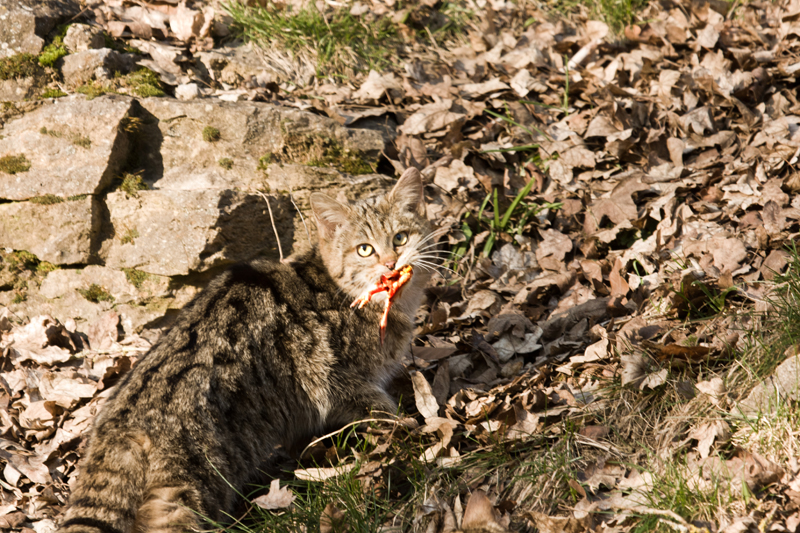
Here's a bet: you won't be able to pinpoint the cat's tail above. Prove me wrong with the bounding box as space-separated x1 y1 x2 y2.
58 430 150 533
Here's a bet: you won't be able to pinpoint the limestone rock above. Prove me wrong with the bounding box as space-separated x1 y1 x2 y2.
0 95 132 200
40 266 139 304
100 189 294 276
0 75 41 102
8 289 111 328
132 98 385 191
0 0 80 58
175 83 199 100
735 353 800 417
264 164 392 254
61 49 136 87
0 196 98 264
115 301 172 334
63 24 105 53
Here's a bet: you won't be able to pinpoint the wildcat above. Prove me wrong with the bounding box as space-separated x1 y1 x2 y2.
59 168 433 533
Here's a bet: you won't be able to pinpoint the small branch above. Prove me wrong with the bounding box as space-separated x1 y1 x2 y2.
254 190 284 263
289 190 312 249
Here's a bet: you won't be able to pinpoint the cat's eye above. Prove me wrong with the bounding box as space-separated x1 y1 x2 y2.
357 244 374 257
393 232 408 246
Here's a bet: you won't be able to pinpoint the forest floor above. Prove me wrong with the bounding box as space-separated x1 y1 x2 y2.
2 0 800 532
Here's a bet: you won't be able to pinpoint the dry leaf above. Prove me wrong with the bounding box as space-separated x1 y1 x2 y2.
252 479 295 510
411 372 439 420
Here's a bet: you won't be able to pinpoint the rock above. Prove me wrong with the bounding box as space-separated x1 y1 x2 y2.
264 164 392 254
63 24 105 53
175 83 199 100
197 43 277 87
100 189 295 276
0 76 39 102
61 49 136 87
9 289 111 327
0 0 80 58
131 98 385 192
0 196 98 264
40 266 139 303
0 94 132 200
734 352 800 417
115 301 172 334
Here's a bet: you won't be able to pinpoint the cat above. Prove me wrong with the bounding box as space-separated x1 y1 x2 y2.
59 168 433 533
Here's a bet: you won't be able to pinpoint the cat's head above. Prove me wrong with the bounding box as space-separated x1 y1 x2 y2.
310 168 433 306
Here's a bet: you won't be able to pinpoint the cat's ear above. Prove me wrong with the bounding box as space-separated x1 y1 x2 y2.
310 193 350 240
388 167 425 216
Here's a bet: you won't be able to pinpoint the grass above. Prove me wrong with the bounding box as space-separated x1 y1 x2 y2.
29 194 64 205
122 68 165 98
0 154 32 174
306 140 373 175
258 153 273 170
203 126 221 142
218 157 234 170
7 250 39 271
76 81 112 100
41 88 67 98
118 173 148 197
275 126 375 174
120 228 139 245
0 54 39 80
72 135 91 149
225 1 398 78
122 268 149 290
78 284 115 303
542 0 648 35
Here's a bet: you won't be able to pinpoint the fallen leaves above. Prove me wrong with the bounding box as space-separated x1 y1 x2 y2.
252 479 295 510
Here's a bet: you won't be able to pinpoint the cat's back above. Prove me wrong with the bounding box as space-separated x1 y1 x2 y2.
97 249 343 425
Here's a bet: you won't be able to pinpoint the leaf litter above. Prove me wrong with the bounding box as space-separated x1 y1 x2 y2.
4 0 800 530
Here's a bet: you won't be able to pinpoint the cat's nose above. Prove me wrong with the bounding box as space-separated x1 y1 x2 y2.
384 260 396 270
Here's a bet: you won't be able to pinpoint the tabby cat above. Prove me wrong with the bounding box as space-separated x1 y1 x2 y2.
59 168 432 533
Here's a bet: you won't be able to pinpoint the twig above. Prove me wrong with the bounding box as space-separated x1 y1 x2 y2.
289 190 312 249
567 37 602 70
300 417 402 458
254 190 284 263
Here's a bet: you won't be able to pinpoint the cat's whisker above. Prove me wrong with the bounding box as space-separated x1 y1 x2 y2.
415 254 449 263
413 259 459 276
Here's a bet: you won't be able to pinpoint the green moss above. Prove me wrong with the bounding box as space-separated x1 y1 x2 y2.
78 283 114 303
120 228 139 245
11 292 27 304
218 157 234 170
36 261 58 275
8 250 38 271
40 126 61 137
0 154 31 174
122 268 149 289
258 153 273 170
72 135 91 149
203 126 221 142
76 81 112 100
118 173 148 197
304 137 373 174
68 194 89 201
38 39 68 68
123 68 165 98
41 88 67 98
120 116 143 134
0 54 39 81
29 194 64 205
